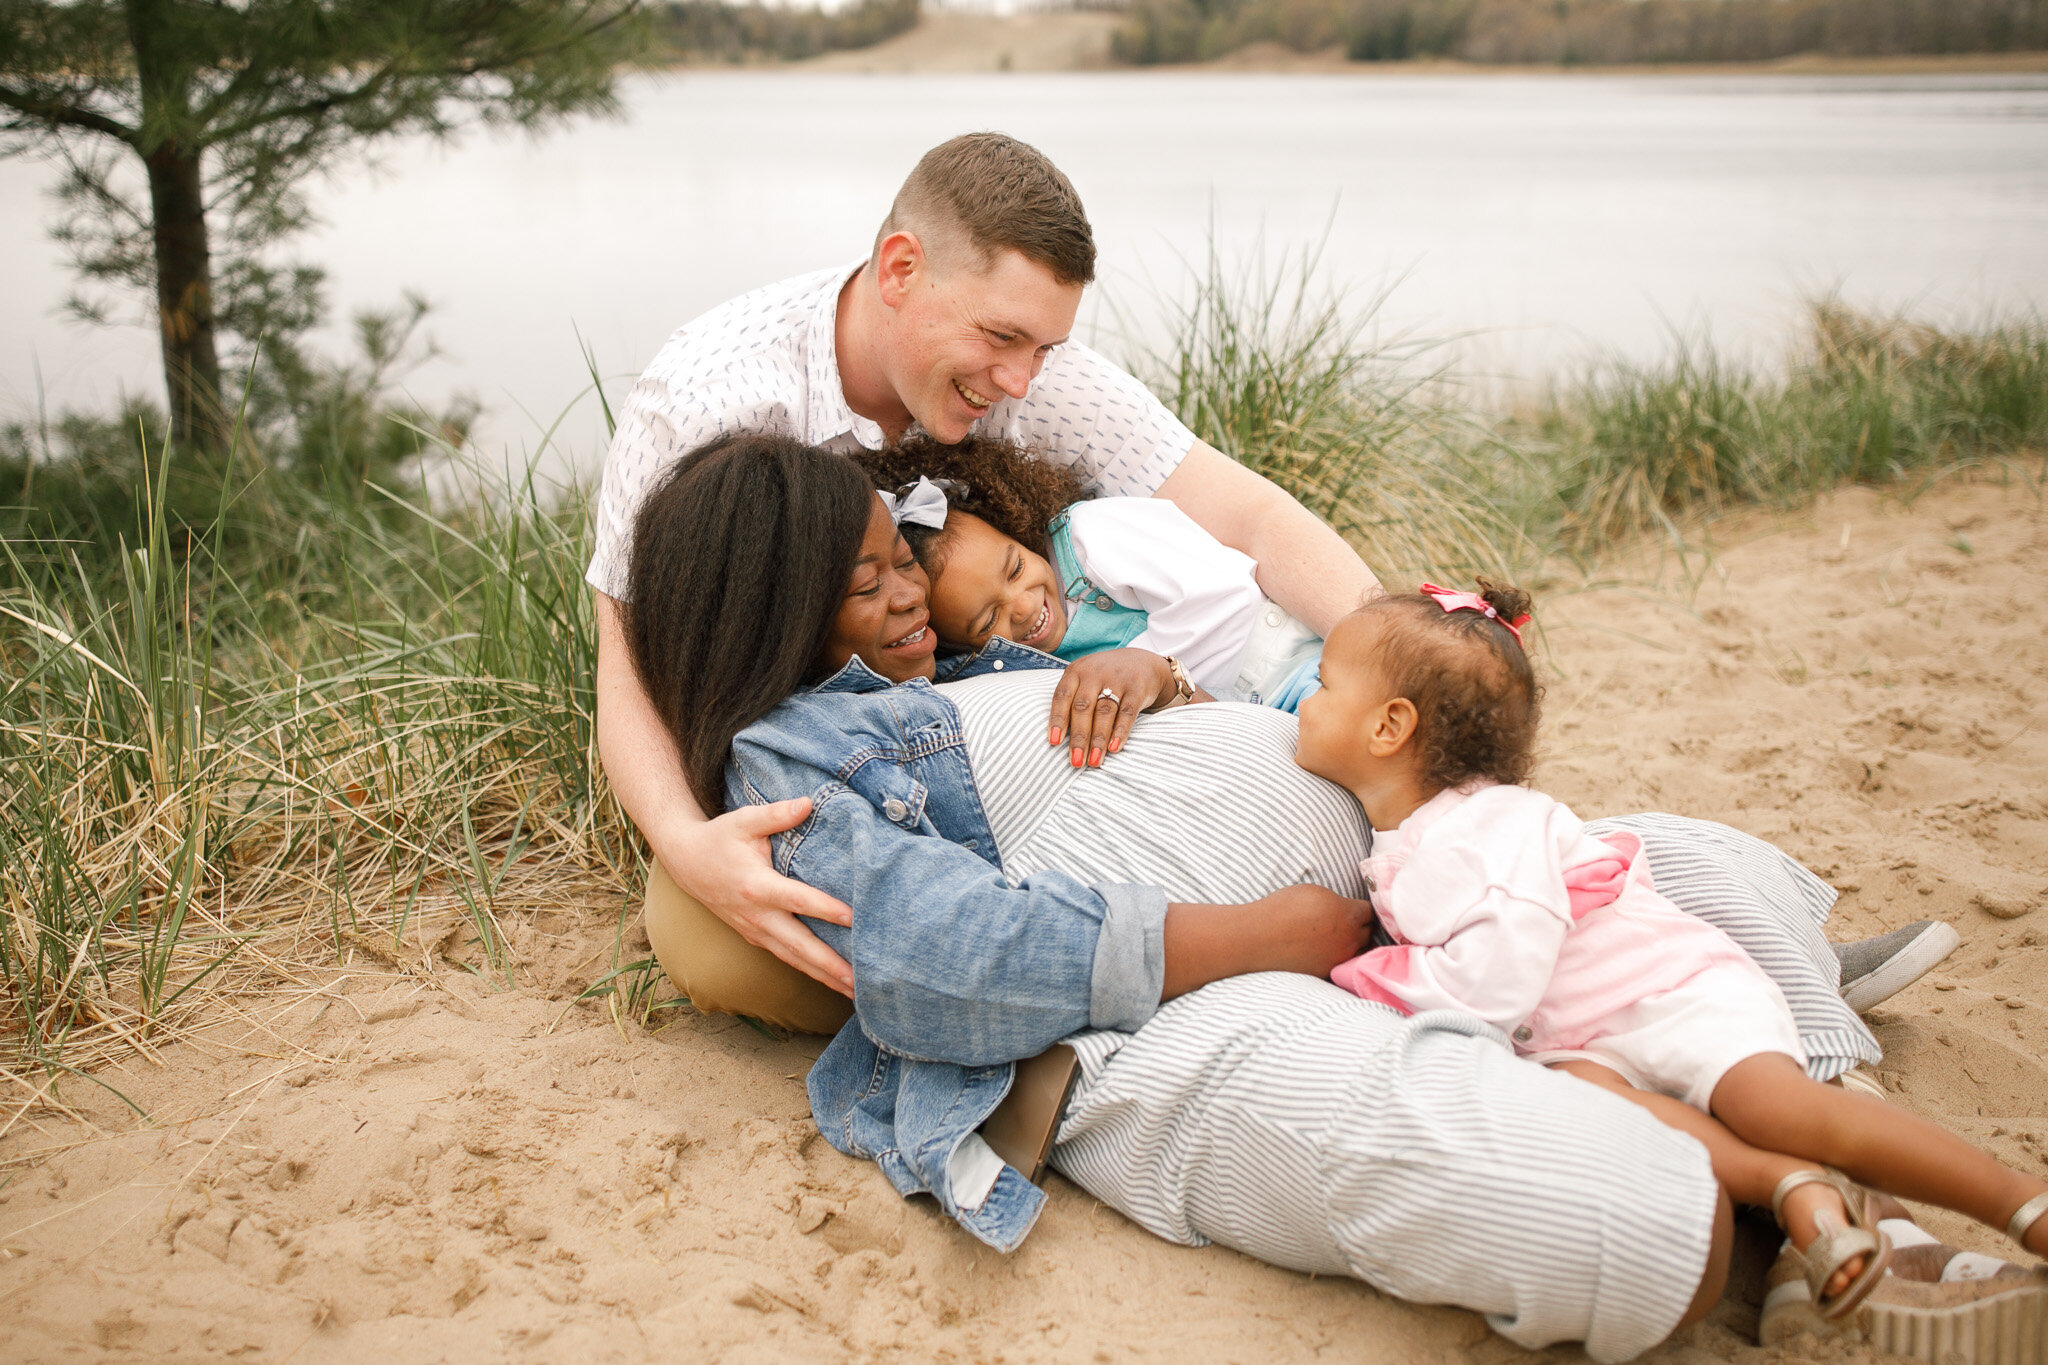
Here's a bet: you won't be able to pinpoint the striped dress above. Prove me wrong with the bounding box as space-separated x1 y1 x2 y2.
940 670 1877 1363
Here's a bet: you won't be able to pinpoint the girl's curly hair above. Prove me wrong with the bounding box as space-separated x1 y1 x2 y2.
1363 579 1543 790
852 433 1087 571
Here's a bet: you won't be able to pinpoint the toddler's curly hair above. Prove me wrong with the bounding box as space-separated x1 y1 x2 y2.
1364 580 1543 789
852 433 1086 572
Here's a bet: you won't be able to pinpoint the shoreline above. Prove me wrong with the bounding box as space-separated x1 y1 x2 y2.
1158 45 2048 77
653 19 2048 77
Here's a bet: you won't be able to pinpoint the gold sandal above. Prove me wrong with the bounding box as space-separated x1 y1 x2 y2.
1771 1168 1893 1320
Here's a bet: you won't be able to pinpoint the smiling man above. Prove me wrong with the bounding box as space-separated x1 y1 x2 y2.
589 133 1386 996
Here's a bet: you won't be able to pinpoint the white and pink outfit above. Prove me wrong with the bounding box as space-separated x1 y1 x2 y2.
1331 782 1805 1111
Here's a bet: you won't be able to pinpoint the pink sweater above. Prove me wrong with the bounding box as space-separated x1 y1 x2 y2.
1331 784 1760 1052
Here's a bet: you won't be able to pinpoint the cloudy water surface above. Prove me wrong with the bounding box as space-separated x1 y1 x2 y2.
4 70 2045 465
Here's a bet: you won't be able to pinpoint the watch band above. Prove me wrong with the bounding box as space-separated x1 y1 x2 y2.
1151 654 1195 711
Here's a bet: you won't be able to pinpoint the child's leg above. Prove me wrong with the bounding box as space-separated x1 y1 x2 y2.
1550 1060 1871 1298
1709 1052 2048 1256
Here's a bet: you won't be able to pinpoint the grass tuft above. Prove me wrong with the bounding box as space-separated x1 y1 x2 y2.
1 417 638 1096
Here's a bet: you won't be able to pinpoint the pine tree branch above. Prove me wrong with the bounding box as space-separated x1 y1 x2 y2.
198 72 394 148
0 84 139 145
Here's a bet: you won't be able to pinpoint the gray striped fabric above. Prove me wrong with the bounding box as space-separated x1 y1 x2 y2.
943 670 1371 905
1585 813 1879 1080
938 673 1878 1359
1054 977 1718 1362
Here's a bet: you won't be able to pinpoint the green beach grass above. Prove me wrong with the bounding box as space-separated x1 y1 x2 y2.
3 282 2045 1109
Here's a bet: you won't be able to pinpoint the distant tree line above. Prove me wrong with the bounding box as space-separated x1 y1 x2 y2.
1111 0 2048 65
654 0 918 62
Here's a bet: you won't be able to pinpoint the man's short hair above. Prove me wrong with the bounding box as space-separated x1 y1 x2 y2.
878 133 1095 286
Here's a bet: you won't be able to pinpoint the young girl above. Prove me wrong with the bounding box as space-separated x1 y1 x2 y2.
1293 581 2048 1332
854 435 1326 712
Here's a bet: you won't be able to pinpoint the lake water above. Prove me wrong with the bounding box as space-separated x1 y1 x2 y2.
5 70 2046 467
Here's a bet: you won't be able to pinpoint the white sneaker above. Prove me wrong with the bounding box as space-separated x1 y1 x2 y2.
1835 920 1962 1014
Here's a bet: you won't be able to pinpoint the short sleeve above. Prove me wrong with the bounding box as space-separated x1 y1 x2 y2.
586 364 799 601
584 265 852 602
989 342 1197 499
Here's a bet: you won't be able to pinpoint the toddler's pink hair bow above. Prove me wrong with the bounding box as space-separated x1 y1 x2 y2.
1419 582 1530 647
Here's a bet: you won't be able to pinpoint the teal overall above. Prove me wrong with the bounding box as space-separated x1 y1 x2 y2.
1046 509 1149 662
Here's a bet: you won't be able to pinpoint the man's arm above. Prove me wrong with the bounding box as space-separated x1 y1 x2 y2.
594 589 856 995
1153 440 1384 635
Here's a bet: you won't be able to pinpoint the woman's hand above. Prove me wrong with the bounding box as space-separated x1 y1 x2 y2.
1047 649 1178 768
662 798 857 996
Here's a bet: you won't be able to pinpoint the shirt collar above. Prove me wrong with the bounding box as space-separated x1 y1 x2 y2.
805 257 890 450
803 636 1064 697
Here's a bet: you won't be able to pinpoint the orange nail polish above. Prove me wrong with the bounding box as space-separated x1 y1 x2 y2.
1089 748 1102 766
1071 749 1083 767
1108 738 1121 753
1049 727 1062 745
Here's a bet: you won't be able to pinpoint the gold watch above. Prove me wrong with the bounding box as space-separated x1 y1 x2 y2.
1150 655 1195 711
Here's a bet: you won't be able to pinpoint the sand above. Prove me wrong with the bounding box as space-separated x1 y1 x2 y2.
3 465 2045 1363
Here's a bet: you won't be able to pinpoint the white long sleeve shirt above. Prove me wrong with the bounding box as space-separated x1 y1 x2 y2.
1060 497 1273 696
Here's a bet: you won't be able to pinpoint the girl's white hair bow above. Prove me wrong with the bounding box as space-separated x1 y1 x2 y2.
878 476 956 530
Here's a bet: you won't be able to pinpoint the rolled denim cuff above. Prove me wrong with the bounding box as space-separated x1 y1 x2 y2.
1088 884 1168 1032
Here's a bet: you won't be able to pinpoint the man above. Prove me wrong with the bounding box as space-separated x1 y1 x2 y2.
589 132 1953 1011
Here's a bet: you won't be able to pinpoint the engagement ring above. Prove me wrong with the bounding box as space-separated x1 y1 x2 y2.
1098 687 1120 705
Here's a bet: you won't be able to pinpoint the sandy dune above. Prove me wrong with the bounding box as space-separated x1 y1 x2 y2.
3 466 2044 1362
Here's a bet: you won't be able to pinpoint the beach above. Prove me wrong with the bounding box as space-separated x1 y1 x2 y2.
3 462 2042 1363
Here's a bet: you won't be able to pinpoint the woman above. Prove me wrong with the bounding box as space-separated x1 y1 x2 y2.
619 434 2030 1360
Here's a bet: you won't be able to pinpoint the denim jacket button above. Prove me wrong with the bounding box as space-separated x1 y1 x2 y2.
882 798 910 823
991 659 1005 670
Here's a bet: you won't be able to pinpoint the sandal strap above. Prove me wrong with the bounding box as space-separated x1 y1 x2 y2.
1770 1168 1835 1225
1803 1218 1893 1319
2007 1190 2048 1245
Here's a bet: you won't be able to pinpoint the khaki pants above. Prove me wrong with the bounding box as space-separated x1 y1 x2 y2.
641 861 854 1035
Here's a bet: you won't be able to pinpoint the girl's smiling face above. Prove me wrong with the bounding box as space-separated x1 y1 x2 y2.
923 512 1069 653
817 495 939 683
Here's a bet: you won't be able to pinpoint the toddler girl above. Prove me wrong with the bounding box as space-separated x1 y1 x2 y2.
855 435 1325 712
1294 581 2048 1327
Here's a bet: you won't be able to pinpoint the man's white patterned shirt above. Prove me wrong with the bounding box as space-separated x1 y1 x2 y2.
586 260 1198 600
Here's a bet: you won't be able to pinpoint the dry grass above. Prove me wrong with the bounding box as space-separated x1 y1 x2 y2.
0 435 642 1122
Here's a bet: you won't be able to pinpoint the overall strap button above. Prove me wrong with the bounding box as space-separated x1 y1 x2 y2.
882 798 910 823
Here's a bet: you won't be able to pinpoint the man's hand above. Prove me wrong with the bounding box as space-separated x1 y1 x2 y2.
1047 649 1178 767
664 797 857 997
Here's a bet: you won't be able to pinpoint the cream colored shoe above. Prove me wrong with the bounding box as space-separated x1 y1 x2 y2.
1769 1168 1892 1320
1760 1248 2048 1362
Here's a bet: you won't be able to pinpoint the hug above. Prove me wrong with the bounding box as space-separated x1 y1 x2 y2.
587 135 2045 1359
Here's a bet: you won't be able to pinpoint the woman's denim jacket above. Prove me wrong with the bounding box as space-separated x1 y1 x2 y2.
725 638 1169 1253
